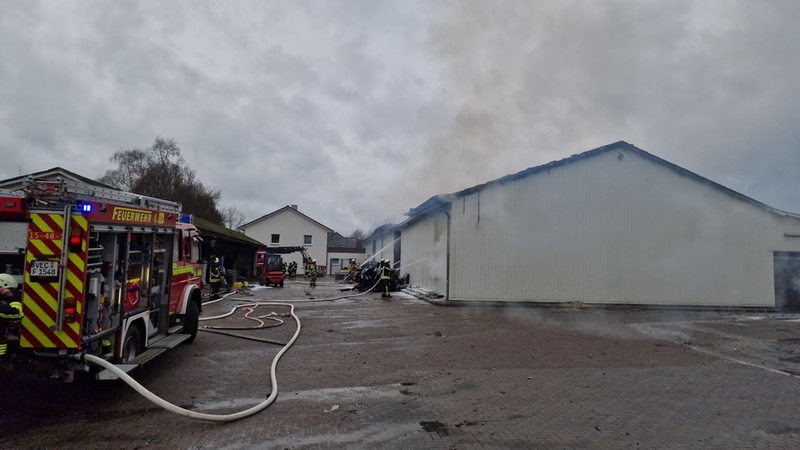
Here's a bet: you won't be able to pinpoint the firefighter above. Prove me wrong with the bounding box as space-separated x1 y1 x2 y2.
348 259 358 284
379 259 394 299
307 259 317 287
0 273 23 357
208 257 223 299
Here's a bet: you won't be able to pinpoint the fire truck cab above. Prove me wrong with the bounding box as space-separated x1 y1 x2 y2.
0 177 204 381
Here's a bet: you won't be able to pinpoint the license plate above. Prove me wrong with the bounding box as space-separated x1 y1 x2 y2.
31 260 59 278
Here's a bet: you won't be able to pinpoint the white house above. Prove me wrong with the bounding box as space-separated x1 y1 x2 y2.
400 141 800 309
239 205 332 275
327 232 365 278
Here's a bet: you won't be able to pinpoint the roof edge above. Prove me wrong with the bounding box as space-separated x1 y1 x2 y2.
404 141 800 221
240 205 334 232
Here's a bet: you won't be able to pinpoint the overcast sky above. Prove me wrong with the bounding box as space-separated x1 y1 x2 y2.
2 1 798 235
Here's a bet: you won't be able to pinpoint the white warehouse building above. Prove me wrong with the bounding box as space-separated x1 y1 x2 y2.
400 141 800 309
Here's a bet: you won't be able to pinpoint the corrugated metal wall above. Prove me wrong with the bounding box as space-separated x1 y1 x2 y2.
405 148 800 307
401 214 448 296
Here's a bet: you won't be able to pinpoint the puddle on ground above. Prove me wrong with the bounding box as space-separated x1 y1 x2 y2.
265 422 422 448
286 384 406 401
193 397 266 411
193 383 406 411
339 319 396 329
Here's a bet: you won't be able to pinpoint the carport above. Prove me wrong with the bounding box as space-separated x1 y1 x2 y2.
192 216 265 281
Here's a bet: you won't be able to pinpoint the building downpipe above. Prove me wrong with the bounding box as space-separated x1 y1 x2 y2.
443 210 451 302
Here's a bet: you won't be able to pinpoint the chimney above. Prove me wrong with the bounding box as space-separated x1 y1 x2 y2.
290 204 298 210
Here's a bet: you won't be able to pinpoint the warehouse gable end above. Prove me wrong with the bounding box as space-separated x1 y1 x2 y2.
400 141 800 309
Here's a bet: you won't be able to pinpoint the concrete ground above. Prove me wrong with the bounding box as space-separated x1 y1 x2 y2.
3 279 800 449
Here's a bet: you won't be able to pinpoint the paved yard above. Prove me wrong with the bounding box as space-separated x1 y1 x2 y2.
3 279 800 449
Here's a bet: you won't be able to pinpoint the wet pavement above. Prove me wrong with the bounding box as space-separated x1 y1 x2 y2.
3 279 800 449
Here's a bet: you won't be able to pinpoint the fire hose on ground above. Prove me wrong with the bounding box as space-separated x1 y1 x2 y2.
74 297 301 422
71 276 384 422
200 302 288 344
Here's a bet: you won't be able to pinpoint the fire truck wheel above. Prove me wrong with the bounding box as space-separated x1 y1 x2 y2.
182 300 200 343
122 325 142 363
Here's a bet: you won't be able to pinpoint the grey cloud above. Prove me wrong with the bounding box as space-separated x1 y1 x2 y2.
2 1 799 235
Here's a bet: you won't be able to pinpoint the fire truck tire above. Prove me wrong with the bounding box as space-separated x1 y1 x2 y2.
122 325 142 363
182 300 200 343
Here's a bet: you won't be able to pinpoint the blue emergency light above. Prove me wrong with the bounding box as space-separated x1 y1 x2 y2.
76 201 93 214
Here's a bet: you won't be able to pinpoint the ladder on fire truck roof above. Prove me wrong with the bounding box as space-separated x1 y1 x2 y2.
19 176 182 213
0 187 25 197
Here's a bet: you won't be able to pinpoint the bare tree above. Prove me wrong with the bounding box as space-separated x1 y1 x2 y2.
99 137 224 224
98 148 148 192
349 228 366 240
222 206 246 230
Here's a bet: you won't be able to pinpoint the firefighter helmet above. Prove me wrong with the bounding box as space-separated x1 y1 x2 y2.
0 273 18 289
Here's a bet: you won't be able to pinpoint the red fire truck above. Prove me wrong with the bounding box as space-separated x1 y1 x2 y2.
0 177 204 381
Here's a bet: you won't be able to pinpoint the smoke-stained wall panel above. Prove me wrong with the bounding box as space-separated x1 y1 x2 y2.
401 214 448 296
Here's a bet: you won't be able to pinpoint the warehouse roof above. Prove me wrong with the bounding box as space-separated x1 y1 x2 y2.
365 223 397 241
405 140 800 220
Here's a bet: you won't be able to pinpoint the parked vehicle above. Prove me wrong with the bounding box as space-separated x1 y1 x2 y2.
257 246 311 287
0 177 204 381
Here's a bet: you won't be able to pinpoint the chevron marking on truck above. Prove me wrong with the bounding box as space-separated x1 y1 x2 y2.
20 213 87 349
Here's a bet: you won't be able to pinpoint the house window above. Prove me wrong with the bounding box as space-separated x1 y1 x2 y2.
304 234 312 245
271 234 280 244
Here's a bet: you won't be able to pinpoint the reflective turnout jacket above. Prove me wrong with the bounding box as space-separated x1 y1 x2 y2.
0 300 22 320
